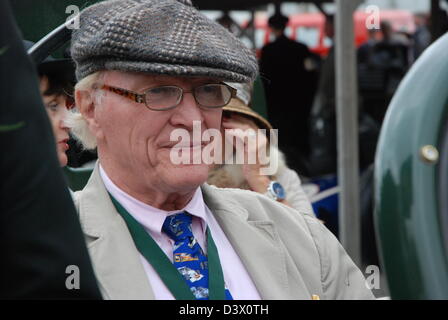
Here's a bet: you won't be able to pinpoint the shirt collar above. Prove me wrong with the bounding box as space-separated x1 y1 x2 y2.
99 164 208 236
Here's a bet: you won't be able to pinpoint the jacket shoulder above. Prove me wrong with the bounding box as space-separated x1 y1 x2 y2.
202 183 315 228
202 184 375 300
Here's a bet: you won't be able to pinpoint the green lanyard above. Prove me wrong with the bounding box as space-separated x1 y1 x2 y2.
109 194 226 300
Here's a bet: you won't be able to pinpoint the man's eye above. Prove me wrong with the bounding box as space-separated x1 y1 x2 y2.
150 87 172 95
150 88 163 94
202 85 219 93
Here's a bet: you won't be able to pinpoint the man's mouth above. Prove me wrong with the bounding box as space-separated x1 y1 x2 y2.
161 141 209 149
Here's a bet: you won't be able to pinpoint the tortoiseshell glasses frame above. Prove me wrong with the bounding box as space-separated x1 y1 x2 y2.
97 83 237 111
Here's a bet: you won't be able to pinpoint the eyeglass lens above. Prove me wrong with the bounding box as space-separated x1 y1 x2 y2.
144 84 232 109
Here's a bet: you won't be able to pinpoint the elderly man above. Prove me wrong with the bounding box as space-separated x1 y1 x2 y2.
70 0 374 300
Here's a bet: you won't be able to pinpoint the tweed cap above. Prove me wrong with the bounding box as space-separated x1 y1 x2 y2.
71 0 258 82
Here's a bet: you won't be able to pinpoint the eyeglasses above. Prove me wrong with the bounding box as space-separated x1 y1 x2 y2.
98 83 237 111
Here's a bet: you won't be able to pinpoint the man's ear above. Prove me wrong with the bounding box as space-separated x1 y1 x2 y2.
75 89 99 134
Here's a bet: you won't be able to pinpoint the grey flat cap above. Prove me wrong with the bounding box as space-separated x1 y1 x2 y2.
71 0 258 82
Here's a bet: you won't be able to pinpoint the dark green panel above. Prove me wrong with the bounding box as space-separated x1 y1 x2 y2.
374 32 448 299
11 0 102 44
63 166 93 191
252 75 268 119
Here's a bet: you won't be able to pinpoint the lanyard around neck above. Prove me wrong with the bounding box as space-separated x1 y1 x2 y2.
109 194 226 300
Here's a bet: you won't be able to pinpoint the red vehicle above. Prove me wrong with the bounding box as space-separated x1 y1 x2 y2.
253 10 416 57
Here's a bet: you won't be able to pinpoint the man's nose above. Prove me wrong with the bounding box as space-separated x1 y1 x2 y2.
169 92 204 129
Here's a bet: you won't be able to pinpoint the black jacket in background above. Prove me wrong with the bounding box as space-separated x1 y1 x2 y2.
259 35 318 174
0 0 101 299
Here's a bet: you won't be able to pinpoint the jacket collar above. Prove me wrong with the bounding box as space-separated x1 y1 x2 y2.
77 163 154 299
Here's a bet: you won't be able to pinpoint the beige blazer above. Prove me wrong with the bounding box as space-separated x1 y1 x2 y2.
74 164 374 300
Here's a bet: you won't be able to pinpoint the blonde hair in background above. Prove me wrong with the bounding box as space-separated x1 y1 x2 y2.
66 72 103 150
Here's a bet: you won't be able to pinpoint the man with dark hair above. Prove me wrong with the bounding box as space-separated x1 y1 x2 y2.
260 13 317 175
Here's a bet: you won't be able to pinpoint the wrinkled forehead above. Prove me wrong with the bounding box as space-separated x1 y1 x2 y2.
101 70 225 88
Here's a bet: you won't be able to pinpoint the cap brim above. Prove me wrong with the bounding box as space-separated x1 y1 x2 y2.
77 60 253 83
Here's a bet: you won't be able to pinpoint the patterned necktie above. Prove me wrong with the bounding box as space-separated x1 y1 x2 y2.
162 212 233 300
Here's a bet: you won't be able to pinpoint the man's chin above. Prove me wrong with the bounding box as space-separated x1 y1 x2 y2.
162 163 210 188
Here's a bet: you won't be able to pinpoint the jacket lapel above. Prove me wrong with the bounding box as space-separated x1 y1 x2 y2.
201 184 311 299
76 164 154 300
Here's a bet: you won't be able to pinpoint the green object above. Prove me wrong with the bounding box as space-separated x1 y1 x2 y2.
110 195 227 300
374 32 448 299
251 75 268 119
0 121 25 132
63 166 93 191
11 0 102 56
0 45 9 55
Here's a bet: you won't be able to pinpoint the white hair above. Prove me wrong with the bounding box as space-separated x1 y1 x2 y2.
66 72 104 150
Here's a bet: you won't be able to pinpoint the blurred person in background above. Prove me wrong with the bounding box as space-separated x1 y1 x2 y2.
310 15 379 176
24 40 74 167
367 21 410 124
259 12 317 176
413 13 431 59
308 14 337 176
24 41 98 168
208 82 314 214
358 28 380 65
39 76 71 166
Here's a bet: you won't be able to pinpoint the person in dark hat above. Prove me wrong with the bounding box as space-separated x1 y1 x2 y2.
23 40 74 167
24 40 97 168
38 63 74 166
68 0 373 300
259 12 318 176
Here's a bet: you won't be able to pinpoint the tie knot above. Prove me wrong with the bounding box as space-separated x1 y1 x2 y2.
162 212 193 241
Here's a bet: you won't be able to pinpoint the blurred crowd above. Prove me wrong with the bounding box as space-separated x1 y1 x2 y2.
254 11 443 179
